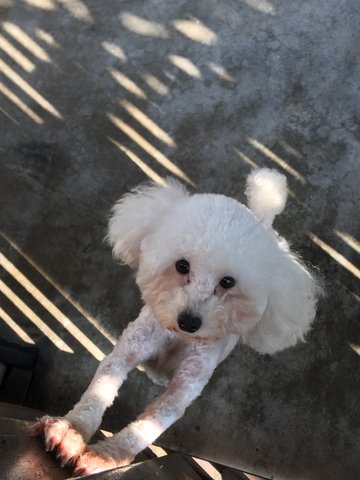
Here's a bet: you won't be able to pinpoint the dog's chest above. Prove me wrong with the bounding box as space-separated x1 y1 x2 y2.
140 335 192 386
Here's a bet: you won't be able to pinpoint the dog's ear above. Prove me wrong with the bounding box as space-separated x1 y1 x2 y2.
242 252 322 354
245 169 288 229
107 179 189 268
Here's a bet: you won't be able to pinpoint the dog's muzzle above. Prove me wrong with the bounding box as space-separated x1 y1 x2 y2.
177 311 202 333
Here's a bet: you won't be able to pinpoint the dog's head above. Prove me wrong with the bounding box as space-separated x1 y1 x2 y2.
107 169 320 354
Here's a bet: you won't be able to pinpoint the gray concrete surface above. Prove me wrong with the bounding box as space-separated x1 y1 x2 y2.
0 0 359 479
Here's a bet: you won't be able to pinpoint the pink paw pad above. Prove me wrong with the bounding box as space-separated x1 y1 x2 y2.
33 416 86 468
73 449 118 476
57 427 86 466
32 416 69 450
43 417 71 451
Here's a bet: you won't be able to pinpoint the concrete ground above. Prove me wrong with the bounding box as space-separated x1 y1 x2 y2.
0 0 359 478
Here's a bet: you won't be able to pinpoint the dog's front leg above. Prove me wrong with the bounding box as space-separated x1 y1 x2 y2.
33 306 164 467
74 343 220 475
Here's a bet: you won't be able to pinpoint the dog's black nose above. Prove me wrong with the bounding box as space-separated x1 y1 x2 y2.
177 311 202 333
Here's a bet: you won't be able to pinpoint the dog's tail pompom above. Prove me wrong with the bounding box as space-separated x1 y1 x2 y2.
245 168 288 229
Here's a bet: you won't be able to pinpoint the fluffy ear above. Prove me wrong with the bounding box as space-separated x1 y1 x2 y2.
245 169 288 229
242 252 322 354
107 179 189 268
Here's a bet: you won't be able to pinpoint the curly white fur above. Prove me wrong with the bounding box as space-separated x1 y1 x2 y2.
245 168 288 229
36 169 321 475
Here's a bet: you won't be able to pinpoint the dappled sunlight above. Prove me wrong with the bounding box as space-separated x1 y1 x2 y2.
108 137 166 186
220 148 359 288
208 62 235 83
172 18 217 45
107 113 194 186
2 21 51 62
350 344 360 355
234 147 311 211
133 418 164 446
243 0 275 15
57 0 93 23
0 82 44 124
0 306 35 344
141 72 169 96
148 444 167 457
350 291 360 302
279 140 302 160
91 374 121 405
1 4 357 475
0 105 19 124
119 100 176 148
0 278 74 353
191 457 221 480
234 147 259 170
168 54 201 79
0 232 117 346
0 34 35 72
119 12 169 38
335 280 360 304
102 41 127 61
163 70 177 83
35 28 61 49
335 230 360 255
247 137 305 183
93 429 221 479
110 68 147 99
0 59 62 119
0 252 106 361
22 0 56 10
0 20 61 122
308 232 360 280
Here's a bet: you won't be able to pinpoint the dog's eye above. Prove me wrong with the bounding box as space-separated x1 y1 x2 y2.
220 276 236 289
175 259 190 274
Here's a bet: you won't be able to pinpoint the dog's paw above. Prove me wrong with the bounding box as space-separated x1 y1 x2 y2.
74 439 134 476
33 416 87 466
32 416 70 450
73 448 118 476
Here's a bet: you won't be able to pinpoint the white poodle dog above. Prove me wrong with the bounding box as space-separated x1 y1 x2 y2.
34 169 320 476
